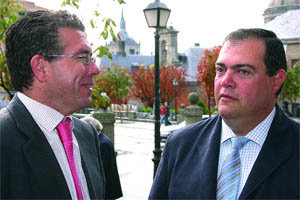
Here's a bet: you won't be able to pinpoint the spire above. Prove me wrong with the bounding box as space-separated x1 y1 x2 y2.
120 8 126 31
118 8 129 41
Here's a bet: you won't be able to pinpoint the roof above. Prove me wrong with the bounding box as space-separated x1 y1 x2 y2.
181 47 205 81
100 54 154 69
268 0 299 8
99 47 205 82
264 9 300 39
17 0 49 12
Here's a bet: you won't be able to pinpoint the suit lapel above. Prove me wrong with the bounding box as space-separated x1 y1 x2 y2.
73 120 105 199
240 107 294 199
196 116 222 199
7 96 70 198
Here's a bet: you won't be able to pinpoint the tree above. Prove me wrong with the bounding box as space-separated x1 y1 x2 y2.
197 46 221 116
92 65 132 106
284 61 300 116
0 0 125 101
61 0 125 59
131 65 187 107
0 0 25 100
131 66 154 107
160 65 186 108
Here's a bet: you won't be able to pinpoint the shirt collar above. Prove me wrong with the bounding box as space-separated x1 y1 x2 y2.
18 92 73 132
221 107 276 146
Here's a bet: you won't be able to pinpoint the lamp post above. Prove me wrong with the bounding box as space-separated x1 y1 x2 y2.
172 79 178 122
144 0 171 178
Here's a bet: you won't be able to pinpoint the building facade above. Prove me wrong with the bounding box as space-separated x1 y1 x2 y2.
264 0 300 67
263 0 300 23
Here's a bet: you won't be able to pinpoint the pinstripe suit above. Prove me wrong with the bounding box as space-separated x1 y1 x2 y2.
0 96 105 199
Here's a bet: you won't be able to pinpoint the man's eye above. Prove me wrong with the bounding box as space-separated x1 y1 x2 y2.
239 70 250 75
216 67 224 73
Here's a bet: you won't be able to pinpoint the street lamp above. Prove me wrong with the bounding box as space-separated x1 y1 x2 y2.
144 0 171 178
173 79 178 122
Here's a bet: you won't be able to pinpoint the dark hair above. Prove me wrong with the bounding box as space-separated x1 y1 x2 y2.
224 28 287 96
5 10 85 92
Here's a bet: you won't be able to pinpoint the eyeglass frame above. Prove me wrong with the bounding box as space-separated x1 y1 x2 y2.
46 54 96 65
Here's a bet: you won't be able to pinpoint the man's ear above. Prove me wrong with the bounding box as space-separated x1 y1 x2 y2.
30 55 48 82
272 69 286 95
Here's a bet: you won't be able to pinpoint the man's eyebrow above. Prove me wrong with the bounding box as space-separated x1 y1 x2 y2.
231 64 256 71
74 49 91 55
216 62 226 67
215 62 256 71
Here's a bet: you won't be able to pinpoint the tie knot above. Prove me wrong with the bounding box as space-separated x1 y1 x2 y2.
231 137 249 150
57 118 72 142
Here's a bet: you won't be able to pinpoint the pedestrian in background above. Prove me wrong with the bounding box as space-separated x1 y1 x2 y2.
161 101 171 126
164 101 171 126
160 102 166 124
81 116 123 200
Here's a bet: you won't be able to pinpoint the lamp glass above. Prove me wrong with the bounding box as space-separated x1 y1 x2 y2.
144 7 170 28
159 8 171 27
144 9 158 28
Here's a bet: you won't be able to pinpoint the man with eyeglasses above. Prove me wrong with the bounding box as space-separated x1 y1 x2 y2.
1 10 122 199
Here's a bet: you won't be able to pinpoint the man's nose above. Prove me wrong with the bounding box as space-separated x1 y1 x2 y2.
88 61 100 75
220 70 235 88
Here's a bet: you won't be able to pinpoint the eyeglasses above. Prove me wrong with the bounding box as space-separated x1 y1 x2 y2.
47 54 96 65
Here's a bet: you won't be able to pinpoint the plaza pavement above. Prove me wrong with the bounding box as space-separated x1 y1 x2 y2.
114 120 184 200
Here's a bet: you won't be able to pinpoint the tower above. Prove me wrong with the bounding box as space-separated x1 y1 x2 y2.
106 9 141 56
158 26 180 66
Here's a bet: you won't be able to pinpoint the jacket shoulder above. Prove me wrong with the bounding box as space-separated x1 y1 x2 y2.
167 115 220 146
0 107 19 138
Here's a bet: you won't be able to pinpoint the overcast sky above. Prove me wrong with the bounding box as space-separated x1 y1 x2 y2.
29 0 270 55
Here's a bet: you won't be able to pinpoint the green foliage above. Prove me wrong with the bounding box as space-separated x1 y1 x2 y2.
92 65 132 108
197 99 208 114
61 0 125 60
284 62 300 103
61 0 80 8
0 0 24 100
94 45 112 60
138 106 152 113
170 109 179 114
98 93 111 109
197 98 217 115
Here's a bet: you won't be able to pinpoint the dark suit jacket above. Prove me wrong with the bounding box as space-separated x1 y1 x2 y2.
98 132 122 199
149 105 300 199
0 96 105 199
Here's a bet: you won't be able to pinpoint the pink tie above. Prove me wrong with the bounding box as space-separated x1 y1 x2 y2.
57 118 83 200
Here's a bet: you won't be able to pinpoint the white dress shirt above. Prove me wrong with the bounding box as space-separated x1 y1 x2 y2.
217 107 276 198
18 92 90 200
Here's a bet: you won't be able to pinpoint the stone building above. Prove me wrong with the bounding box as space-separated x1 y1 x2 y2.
159 26 180 66
100 10 205 84
106 10 141 56
263 0 300 23
264 0 300 67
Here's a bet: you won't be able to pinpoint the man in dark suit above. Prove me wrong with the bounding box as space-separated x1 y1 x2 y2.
81 116 123 200
0 10 112 199
149 28 300 199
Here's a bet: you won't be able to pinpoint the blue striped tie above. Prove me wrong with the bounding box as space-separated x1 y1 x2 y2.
217 137 249 200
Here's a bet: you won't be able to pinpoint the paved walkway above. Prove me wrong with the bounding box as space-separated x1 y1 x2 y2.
114 120 183 200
